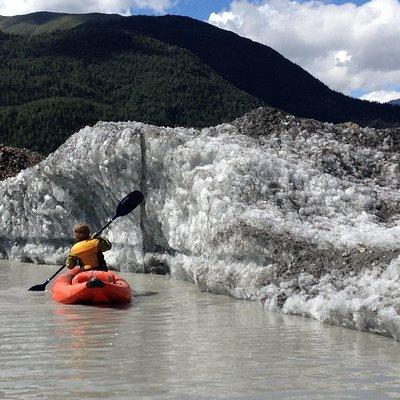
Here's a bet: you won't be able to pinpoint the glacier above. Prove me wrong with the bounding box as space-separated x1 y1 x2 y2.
1 107 400 340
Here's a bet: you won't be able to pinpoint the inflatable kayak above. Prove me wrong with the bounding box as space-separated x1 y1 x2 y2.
51 267 132 305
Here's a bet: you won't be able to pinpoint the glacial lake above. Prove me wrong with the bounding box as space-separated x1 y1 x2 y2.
1 260 399 400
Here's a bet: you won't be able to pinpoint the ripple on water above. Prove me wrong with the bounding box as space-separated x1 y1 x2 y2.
1 262 400 399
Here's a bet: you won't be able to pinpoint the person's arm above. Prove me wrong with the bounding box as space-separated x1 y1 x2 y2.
97 237 112 252
66 254 78 269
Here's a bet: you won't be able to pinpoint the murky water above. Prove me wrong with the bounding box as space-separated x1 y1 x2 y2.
1 260 400 400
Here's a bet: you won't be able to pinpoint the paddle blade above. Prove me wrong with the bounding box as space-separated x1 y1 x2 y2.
28 282 47 291
115 190 144 218
28 265 64 291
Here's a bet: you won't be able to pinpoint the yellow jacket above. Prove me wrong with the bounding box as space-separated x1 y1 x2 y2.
66 237 111 271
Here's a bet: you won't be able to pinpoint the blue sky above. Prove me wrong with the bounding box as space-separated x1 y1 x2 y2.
134 1 372 20
151 0 233 20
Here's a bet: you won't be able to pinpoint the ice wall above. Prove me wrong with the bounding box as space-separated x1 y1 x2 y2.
0 122 144 267
1 107 400 340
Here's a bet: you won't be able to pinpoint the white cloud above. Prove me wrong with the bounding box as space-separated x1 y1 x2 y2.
208 0 400 95
0 0 175 16
334 50 352 66
360 90 400 103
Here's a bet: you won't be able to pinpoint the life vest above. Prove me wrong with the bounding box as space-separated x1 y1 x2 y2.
70 239 99 270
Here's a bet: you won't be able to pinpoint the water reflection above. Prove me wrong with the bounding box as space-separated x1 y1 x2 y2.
52 304 130 347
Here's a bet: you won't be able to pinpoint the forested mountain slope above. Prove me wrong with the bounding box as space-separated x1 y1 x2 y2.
1 12 400 155
0 26 261 154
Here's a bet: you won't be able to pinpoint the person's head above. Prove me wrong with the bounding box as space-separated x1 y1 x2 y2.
73 223 91 242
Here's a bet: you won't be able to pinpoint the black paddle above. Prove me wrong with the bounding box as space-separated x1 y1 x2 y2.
28 190 144 292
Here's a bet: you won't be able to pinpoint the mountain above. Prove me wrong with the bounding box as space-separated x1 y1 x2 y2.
0 107 399 340
389 99 400 106
1 12 400 154
0 11 121 35
0 24 261 154
94 15 400 126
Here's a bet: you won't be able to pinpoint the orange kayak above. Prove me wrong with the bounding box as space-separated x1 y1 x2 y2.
51 267 132 305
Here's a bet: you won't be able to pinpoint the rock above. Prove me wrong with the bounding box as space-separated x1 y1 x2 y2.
0 145 43 181
355 243 368 253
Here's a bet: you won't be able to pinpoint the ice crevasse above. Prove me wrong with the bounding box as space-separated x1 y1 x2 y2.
1 107 400 340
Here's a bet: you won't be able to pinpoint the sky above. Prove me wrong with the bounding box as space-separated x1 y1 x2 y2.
1 0 399 103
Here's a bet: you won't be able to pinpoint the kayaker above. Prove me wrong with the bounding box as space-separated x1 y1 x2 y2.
66 223 112 271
